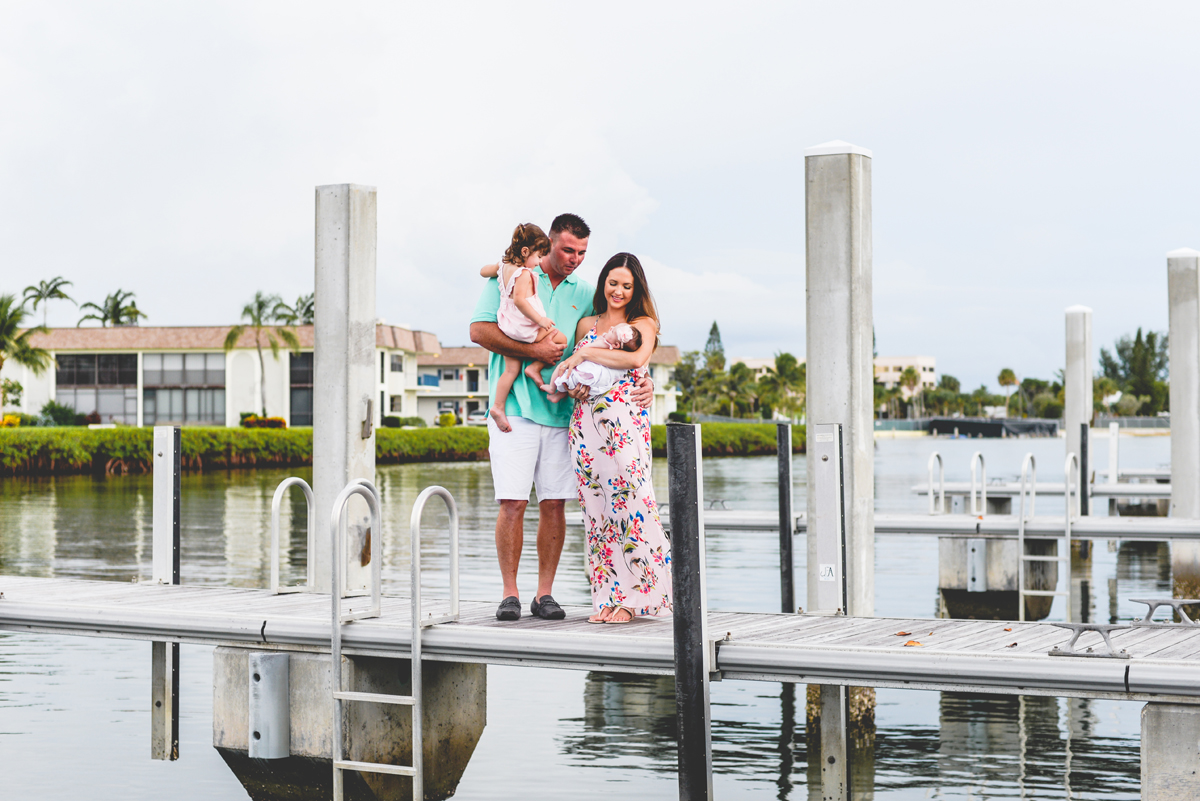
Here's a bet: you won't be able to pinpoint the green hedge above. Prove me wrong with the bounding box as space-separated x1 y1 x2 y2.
0 426 488 476
649 422 805 457
0 422 801 477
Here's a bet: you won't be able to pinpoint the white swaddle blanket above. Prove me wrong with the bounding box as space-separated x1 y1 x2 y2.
553 322 636 398
553 360 626 398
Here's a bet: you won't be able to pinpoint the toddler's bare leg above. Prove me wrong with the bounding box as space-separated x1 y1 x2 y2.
490 356 522 433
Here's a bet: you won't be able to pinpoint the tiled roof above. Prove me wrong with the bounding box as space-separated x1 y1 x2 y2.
24 324 440 354
418 346 489 366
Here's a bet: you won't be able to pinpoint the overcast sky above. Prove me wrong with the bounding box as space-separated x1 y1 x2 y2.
3 2 1199 391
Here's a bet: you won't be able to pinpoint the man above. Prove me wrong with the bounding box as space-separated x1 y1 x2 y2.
470 213 653 620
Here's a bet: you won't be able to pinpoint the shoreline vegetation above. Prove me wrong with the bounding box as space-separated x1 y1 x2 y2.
0 423 804 477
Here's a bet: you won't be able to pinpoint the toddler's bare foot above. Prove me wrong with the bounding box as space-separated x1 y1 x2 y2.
546 390 566 402
524 365 545 386
489 406 512 433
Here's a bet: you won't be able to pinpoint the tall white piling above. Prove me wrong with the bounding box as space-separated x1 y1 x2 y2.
1168 248 1200 601
1064 305 1093 483
805 140 874 617
313 184 377 593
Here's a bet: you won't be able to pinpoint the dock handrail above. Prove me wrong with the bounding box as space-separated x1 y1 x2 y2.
331 480 383 622
927 452 946 515
410 485 461 628
269 477 314 594
969 452 987 516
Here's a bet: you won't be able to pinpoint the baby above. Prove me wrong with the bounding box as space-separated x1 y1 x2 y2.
480 223 568 432
552 323 644 398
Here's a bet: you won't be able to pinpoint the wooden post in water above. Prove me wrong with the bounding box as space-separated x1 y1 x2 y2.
151 425 180 761
778 422 795 614
667 422 713 801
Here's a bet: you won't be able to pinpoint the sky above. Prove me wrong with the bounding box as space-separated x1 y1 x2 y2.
3 2 1200 392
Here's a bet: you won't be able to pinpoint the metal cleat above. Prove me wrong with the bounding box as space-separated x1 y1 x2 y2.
1048 622 1131 658
1129 598 1200 627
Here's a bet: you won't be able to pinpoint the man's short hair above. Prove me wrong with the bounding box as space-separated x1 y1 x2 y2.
550 213 590 240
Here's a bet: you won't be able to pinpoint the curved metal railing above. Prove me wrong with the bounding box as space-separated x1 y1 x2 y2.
270 477 314 594
969 451 987 516
927 452 946 515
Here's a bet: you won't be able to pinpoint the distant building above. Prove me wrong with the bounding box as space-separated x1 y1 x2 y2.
1 325 439 427
416 345 681 425
729 357 778 380
874 356 937 397
1 325 679 427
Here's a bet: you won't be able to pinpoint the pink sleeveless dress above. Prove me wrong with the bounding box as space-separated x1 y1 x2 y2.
496 262 548 344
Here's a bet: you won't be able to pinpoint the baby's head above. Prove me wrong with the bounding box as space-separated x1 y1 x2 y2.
607 322 642 352
504 223 551 268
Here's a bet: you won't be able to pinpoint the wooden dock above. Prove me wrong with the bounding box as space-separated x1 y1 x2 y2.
4 576 1200 702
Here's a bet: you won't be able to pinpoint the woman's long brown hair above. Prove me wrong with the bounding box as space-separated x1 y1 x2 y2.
592 252 659 350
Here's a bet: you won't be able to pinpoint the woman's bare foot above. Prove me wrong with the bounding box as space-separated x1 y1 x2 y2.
604 606 635 625
588 606 615 624
489 406 512 433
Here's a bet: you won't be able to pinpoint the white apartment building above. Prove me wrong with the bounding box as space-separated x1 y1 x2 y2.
874 355 938 396
0 325 440 427
416 345 681 425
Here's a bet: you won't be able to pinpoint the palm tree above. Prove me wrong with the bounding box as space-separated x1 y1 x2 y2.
758 352 806 421
23 277 74 327
78 289 144 327
273 293 314 326
900 366 921 419
224 292 300 417
998 368 1017 415
0 294 52 385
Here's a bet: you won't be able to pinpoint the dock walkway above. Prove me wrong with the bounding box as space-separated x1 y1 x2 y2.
4 576 1200 702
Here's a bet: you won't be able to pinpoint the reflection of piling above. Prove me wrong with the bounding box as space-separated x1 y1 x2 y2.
938 539 1059 621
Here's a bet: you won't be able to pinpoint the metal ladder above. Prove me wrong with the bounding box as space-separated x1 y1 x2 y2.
269 477 315 594
1017 453 1074 621
331 483 460 801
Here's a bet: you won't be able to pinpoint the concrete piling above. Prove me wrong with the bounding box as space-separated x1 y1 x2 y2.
1141 702 1200 799
804 140 874 618
1169 249 1200 611
314 184 378 595
1064 306 1093 479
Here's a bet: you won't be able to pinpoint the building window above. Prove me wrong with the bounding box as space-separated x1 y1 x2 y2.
390 354 405 372
380 351 386 384
143 353 226 425
466 369 479 393
290 352 314 427
440 369 457 381
390 395 403 413
55 354 138 424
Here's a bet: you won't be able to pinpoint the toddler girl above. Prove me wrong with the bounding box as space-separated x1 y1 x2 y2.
552 323 643 399
480 223 568 433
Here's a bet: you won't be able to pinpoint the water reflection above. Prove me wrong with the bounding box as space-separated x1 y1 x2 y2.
0 437 1172 798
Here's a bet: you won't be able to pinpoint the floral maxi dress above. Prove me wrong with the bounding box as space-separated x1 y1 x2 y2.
569 326 673 617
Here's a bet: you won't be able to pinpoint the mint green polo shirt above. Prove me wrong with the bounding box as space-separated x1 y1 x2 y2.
470 267 595 427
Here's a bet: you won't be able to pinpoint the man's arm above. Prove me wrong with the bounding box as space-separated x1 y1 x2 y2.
470 322 565 364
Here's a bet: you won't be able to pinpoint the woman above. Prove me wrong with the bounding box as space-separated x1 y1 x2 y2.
554 252 672 624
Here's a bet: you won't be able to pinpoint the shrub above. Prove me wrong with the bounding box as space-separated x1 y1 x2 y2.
397 416 426 428
649 422 805 457
437 413 456 428
241 415 287 429
667 411 691 423
39 400 79 426
381 415 401 428
1 414 19 428
239 411 257 424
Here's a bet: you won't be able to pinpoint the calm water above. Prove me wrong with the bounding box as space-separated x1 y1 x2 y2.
0 434 1174 799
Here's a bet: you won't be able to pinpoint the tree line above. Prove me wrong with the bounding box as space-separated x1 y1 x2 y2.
671 322 805 421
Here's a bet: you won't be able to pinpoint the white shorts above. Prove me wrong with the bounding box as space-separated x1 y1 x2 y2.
487 416 575 502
